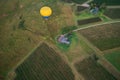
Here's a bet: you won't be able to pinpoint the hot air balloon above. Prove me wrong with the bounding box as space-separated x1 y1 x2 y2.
40 6 52 19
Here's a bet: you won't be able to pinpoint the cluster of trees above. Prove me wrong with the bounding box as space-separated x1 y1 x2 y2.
90 2 106 13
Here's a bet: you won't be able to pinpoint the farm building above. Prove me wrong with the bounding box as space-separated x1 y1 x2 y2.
90 7 99 14
58 34 70 44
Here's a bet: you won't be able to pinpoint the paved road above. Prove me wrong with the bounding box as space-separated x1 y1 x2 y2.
73 20 120 32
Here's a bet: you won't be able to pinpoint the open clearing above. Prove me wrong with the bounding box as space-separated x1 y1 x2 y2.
104 49 120 71
60 4 75 26
75 56 117 80
79 22 120 51
15 43 74 80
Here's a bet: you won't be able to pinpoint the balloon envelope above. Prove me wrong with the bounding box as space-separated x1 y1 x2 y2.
40 6 52 17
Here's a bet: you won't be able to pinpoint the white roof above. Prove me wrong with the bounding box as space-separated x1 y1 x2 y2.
81 3 90 7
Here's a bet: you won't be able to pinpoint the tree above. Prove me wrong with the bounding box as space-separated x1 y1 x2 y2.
18 19 26 30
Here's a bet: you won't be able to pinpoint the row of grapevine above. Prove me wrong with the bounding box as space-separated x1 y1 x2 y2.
15 43 74 80
75 56 117 80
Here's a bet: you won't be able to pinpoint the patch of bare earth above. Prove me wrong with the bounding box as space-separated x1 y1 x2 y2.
60 4 75 26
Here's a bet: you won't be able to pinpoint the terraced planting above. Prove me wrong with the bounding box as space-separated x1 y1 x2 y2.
15 43 74 80
75 57 117 80
79 22 120 51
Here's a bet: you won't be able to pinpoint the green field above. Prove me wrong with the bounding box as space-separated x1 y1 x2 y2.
15 43 74 80
0 0 120 80
75 56 117 80
104 50 120 71
79 22 120 51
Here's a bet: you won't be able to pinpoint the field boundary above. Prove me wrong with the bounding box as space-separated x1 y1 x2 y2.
98 59 120 80
73 20 120 31
6 41 44 80
103 47 120 54
77 33 120 80
107 6 120 9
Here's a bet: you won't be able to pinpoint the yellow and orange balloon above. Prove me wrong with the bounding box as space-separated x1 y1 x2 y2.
40 6 52 19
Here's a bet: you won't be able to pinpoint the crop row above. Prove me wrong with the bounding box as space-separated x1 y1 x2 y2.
15 43 74 80
75 56 117 80
77 17 101 25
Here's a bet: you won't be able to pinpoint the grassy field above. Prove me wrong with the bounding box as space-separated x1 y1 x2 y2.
14 43 75 80
77 34 94 54
64 33 95 62
75 56 117 80
104 8 120 19
0 0 74 78
79 22 120 51
74 11 95 21
55 26 94 62
104 50 120 71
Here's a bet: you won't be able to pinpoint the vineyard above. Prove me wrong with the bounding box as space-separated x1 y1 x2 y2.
14 43 74 80
61 0 87 4
79 22 120 51
104 8 120 19
93 0 120 5
75 56 117 80
77 17 102 25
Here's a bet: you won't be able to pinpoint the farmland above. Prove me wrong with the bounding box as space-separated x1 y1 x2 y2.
61 0 87 4
79 22 120 51
104 50 120 71
72 0 87 4
77 17 102 25
0 0 120 80
104 8 120 19
0 0 71 78
93 0 120 5
75 56 117 80
14 43 75 80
